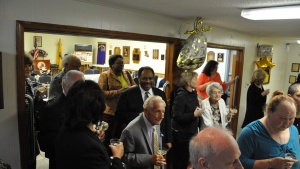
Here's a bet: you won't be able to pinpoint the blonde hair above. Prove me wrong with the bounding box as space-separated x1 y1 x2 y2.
179 71 198 86
251 69 266 85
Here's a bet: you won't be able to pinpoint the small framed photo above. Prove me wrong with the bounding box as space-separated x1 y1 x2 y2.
289 75 297 83
291 63 299 72
34 36 42 47
217 53 224 62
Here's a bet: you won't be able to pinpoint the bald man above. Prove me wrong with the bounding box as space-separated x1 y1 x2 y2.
49 54 81 99
189 127 243 169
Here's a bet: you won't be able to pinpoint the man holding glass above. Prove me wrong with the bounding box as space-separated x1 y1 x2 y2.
120 96 166 169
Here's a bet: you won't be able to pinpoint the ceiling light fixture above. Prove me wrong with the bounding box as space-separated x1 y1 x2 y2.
241 5 300 20
297 40 300 44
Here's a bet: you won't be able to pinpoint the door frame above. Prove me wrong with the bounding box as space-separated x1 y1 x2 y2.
16 21 244 168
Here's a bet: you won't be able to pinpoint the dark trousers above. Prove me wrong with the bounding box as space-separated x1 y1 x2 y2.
171 130 191 169
28 160 36 169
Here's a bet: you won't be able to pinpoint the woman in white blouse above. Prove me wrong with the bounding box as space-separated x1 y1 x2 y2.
200 82 237 128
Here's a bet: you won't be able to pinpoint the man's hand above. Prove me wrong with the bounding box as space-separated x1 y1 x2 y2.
150 154 166 166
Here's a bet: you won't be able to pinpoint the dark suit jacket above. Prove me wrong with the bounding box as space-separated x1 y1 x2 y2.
115 86 172 143
120 114 163 169
56 126 124 169
37 93 67 159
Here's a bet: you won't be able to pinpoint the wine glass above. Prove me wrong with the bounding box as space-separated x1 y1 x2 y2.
157 147 168 156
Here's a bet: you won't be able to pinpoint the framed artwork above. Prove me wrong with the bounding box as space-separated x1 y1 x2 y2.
114 47 121 54
217 53 224 62
207 51 215 61
257 45 273 57
291 63 299 72
132 48 140 64
123 46 130 64
289 75 297 83
34 36 42 47
153 49 159 60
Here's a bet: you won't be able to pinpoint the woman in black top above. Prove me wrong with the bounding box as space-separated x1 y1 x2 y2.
171 71 204 169
241 69 270 128
55 80 125 169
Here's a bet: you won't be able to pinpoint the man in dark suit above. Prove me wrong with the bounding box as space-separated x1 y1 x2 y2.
37 70 85 169
120 96 166 169
115 66 171 148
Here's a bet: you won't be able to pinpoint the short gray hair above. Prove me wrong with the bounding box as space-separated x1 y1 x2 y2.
206 82 223 96
62 54 80 68
143 95 166 110
179 71 198 86
189 126 233 169
62 70 85 94
288 83 300 95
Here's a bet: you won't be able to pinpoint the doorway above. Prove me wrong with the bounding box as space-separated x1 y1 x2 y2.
16 21 244 168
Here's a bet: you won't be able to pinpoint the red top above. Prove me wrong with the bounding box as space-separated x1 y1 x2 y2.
196 72 226 99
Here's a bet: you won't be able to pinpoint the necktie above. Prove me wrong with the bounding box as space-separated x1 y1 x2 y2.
153 126 160 169
144 91 149 101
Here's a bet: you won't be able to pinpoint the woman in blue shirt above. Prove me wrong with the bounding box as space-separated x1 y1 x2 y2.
238 95 299 169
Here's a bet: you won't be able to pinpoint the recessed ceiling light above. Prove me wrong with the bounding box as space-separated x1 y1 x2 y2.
241 5 300 20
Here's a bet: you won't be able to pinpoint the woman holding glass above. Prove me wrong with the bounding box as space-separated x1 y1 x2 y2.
237 95 299 169
171 71 205 169
56 80 125 169
200 82 237 128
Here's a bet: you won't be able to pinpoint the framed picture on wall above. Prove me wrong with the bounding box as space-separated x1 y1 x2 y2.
34 36 42 47
291 63 299 72
289 75 297 83
217 53 224 62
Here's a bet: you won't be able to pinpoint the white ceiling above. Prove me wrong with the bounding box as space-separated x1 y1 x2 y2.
77 0 300 43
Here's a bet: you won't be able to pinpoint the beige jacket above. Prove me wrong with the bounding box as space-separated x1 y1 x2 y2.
98 68 136 116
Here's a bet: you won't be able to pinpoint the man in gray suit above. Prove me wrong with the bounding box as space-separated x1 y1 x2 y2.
120 96 166 169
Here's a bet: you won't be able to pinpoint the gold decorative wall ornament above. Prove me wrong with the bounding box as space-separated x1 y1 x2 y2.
177 17 212 70
255 56 276 84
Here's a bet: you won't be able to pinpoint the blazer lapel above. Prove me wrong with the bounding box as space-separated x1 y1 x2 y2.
138 114 153 154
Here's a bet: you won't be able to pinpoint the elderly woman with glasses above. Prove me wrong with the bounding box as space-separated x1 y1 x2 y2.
98 54 136 152
200 82 237 128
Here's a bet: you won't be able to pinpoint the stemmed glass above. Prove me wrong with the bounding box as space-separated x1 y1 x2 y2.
158 147 168 156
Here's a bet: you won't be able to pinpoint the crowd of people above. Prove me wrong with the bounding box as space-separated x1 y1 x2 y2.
24 53 300 169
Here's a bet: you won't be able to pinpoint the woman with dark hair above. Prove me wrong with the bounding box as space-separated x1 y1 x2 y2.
196 60 236 100
56 80 125 169
98 54 136 151
24 54 46 169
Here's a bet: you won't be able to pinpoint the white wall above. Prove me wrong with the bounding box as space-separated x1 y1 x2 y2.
0 0 297 168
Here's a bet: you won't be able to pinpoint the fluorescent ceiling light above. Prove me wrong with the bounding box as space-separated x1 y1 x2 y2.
241 5 300 20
